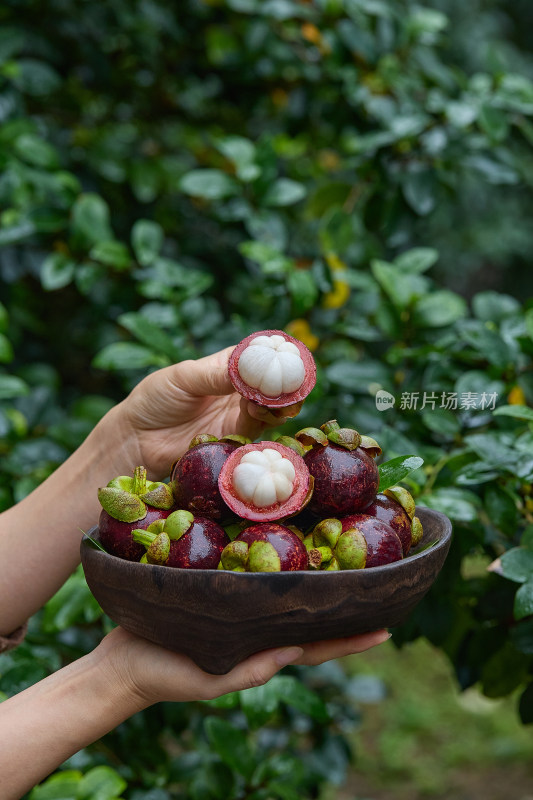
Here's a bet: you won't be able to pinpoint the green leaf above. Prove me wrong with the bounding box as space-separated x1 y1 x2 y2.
204 717 256 780
264 178 306 207
78 766 127 800
515 580 533 621
472 291 521 322
479 105 509 142
11 58 61 96
401 171 437 216
495 73 533 114
394 248 438 274
29 770 81 800
463 154 519 185
325 359 391 393
371 260 429 309
378 455 424 492
525 309 533 340
493 405 533 423
518 682 533 724
179 169 237 200
0 302 8 333
118 312 180 361
481 641 530 698
421 407 460 438
89 240 130 270
521 526 533 550
0 333 14 363
287 270 318 315
0 374 29 399
420 487 480 522
501 549 533 584
264 675 329 721
239 241 293 274
413 291 467 327
42 567 102 632
71 194 113 249
14 133 60 168
484 484 518 536
41 253 76 290
92 342 170 371
0 219 36 246
131 220 164 267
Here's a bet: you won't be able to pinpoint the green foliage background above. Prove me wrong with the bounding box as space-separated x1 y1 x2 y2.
1 0 533 796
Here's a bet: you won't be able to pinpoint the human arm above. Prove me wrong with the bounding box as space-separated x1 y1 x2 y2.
0 626 390 800
0 346 289 636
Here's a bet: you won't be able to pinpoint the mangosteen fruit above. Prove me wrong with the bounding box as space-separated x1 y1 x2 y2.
98 466 175 561
132 510 229 569
219 522 308 572
296 420 380 517
228 330 316 412
170 433 250 520
218 441 313 522
365 486 423 556
340 513 403 567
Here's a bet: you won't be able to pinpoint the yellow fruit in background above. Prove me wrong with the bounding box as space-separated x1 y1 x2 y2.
285 319 319 352
508 385 526 405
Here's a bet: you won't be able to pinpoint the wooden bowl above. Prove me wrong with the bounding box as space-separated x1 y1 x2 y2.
81 507 451 674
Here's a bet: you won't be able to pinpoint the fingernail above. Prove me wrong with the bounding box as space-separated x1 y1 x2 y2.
275 646 304 667
379 631 393 643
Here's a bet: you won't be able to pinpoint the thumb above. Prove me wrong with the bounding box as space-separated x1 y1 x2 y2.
171 346 236 397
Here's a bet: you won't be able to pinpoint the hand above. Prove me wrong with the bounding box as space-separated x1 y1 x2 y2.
107 347 302 480
97 626 391 707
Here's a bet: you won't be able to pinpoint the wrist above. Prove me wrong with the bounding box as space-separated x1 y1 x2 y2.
92 627 156 713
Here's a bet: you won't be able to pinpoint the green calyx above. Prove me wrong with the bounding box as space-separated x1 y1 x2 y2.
99 466 173 521
275 435 307 457
310 518 367 570
164 510 194 540
295 427 328 449
359 435 382 458
299 420 381 455
218 434 251 446
188 433 251 449
132 529 170 564
147 532 171 565
335 529 367 569
219 540 249 571
248 540 281 572
312 518 343 549
98 487 147 523
384 486 416 520
411 516 423 547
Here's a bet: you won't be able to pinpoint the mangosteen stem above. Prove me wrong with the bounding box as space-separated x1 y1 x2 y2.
132 466 148 496
132 528 157 547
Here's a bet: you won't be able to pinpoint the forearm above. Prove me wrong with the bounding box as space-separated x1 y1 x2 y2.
0 649 145 800
0 404 140 635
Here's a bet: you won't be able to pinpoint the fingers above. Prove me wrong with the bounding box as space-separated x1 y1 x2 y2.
292 629 391 666
202 646 304 699
170 347 236 397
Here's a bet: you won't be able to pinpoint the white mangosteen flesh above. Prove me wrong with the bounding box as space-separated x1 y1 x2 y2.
237 335 305 397
232 448 296 508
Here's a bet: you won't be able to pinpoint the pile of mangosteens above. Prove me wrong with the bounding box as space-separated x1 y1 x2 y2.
96 330 423 572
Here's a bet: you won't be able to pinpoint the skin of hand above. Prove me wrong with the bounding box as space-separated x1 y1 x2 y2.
0 346 299 635
0 627 390 800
